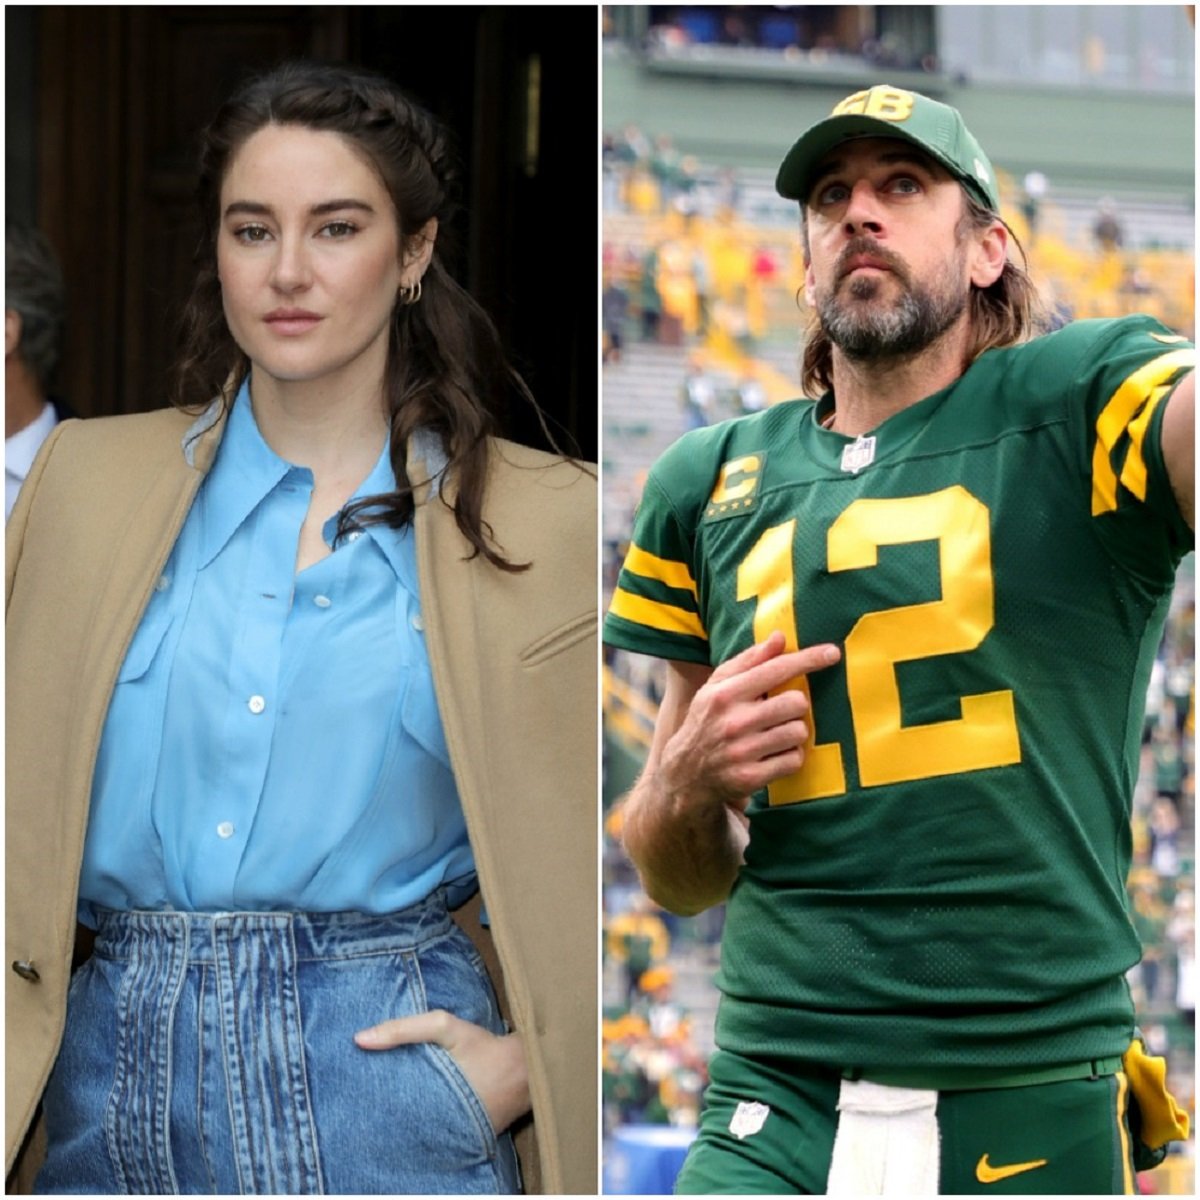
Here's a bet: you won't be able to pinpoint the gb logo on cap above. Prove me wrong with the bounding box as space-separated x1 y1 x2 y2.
830 86 915 122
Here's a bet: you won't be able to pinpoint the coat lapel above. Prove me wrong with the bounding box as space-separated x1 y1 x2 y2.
5 402 228 1171
408 439 549 1191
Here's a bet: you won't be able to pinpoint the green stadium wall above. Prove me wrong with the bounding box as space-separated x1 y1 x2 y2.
603 55 1194 203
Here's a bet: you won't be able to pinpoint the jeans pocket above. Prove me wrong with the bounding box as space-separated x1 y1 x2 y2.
423 1040 502 1155
410 931 525 1192
298 943 508 1194
409 932 507 1160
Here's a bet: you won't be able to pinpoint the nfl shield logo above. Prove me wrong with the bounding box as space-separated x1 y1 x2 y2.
729 1100 771 1140
840 435 876 474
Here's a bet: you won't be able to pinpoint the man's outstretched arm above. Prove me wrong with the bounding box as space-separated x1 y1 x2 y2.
1161 370 1194 530
621 632 840 916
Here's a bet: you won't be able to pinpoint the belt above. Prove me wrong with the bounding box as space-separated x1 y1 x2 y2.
842 1055 1125 1091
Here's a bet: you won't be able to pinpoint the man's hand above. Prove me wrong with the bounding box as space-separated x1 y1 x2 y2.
622 631 840 915
355 1013 530 1133
658 632 841 814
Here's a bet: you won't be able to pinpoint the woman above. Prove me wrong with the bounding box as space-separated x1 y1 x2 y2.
6 62 596 1195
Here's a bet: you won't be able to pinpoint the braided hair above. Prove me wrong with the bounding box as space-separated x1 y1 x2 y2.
172 60 532 570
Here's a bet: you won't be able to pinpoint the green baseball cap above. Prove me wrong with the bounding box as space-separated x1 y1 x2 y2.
776 84 1000 212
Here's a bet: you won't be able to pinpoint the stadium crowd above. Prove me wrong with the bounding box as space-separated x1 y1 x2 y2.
602 125 1194 397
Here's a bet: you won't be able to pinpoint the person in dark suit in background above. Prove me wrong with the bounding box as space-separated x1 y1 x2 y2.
5 225 73 520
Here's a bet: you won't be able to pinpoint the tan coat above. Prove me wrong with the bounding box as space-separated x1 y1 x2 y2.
6 405 597 1193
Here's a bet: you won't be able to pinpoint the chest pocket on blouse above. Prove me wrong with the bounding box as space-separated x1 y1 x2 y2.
92 576 180 849
116 586 176 683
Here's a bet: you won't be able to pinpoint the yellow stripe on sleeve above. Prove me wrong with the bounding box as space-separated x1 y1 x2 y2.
623 542 699 597
1119 383 1170 502
1092 349 1194 515
610 587 707 640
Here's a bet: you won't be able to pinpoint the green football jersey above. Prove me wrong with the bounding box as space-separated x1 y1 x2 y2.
604 315 1194 1074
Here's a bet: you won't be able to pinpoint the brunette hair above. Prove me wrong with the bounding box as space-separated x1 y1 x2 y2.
172 60 537 570
799 191 1047 399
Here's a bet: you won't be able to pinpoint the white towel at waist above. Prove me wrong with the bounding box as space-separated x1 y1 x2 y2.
825 1079 940 1196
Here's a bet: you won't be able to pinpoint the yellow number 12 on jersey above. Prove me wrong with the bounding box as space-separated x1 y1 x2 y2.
736 486 1021 804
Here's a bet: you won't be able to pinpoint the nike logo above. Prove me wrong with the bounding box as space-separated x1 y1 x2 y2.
975 1154 1049 1184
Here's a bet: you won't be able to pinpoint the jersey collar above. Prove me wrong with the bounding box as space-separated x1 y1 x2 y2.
802 381 957 474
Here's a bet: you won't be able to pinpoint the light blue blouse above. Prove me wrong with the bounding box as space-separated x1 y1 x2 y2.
78 382 475 924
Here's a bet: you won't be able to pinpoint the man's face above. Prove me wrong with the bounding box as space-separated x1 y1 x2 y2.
803 137 981 362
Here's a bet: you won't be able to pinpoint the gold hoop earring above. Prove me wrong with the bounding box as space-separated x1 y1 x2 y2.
399 279 422 306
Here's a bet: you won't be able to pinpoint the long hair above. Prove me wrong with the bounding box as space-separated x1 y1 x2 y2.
799 191 1047 399
171 61 536 570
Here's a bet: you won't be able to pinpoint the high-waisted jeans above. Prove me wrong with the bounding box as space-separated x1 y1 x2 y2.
35 893 521 1194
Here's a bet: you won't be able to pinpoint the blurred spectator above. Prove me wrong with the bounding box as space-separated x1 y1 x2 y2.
604 278 630 365
616 124 651 168
735 374 766 415
1094 198 1126 252
646 19 692 53
1021 171 1048 243
608 897 671 1005
1153 725 1184 805
6 224 72 519
602 133 621 209
651 135 683 211
656 240 697 342
674 158 701 222
715 296 754 358
639 966 688 1039
721 11 751 46
1145 657 1168 740
713 168 741 215
750 244 778 284
681 359 715 431
1038 279 1074 333
639 246 663 341
603 1011 656 1126
602 967 707 1131
691 245 711 334
1166 658 1192 736
1149 796 1181 877
1121 266 1154 296
1167 888 1194 1021
1130 876 1168 1006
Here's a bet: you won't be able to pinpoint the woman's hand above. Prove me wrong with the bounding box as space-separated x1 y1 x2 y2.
355 1011 531 1133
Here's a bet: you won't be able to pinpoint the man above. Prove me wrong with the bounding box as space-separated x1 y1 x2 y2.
604 86 1193 1195
6 225 71 519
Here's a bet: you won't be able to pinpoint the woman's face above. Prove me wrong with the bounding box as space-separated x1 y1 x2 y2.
217 123 420 394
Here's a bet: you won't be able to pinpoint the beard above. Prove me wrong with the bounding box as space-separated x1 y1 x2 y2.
815 239 969 362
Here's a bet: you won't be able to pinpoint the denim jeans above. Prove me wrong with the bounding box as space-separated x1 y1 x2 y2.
35 893 521 1194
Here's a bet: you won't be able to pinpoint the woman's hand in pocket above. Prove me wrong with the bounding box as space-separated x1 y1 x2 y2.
355 1011 530 1133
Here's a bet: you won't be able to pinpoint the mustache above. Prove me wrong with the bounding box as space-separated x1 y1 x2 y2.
836 238 910 284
